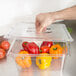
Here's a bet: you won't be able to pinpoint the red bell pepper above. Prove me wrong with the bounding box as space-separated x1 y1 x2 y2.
41 41 53 48
22 42 28 51
40 46 49 53
26 42 40 54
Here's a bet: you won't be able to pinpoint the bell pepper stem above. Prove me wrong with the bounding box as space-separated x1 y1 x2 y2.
39 59 41 64
53 47 57 50
39 50 42 52
24 43 27 45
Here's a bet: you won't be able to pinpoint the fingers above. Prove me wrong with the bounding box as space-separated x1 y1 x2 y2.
35 18 46 33
43 27 47 32
35 20 39 29
35 13 49 33
37 22 46 33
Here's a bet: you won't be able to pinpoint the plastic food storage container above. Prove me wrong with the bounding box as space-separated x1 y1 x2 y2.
4 22 73 73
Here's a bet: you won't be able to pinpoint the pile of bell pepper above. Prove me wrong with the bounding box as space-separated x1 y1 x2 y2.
15 41 66 70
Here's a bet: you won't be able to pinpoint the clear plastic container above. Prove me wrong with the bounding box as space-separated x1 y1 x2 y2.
4 22 73 73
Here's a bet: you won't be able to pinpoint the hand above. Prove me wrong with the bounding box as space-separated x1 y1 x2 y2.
36 6 76 33
35 13 56 33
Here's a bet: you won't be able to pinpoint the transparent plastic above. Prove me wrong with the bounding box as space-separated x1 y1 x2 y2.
5 22 73 42
4 22 73 73
9 39 65 72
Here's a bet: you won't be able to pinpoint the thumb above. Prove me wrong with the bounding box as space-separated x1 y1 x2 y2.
38 23 46 33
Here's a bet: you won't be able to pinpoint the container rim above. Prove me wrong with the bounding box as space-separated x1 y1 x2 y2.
9 52 65 57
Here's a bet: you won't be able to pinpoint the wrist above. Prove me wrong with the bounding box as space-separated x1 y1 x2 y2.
53 12 62 21
49 11 63 21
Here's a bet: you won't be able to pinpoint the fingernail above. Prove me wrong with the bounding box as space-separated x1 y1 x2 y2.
43 27 46 31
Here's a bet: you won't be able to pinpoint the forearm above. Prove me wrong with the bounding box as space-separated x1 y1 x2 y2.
36 5 76 32
52 5 76 21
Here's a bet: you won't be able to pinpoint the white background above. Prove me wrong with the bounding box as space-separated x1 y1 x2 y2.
0 0 76 35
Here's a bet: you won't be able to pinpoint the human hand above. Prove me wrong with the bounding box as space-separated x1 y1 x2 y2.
35 12 56 33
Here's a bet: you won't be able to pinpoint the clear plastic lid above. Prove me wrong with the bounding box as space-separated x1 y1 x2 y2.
5 22 73 42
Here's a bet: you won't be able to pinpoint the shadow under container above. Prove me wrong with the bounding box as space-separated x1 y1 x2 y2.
5 23 73 73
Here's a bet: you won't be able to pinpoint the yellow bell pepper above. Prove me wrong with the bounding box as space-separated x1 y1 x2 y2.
36 53 52 69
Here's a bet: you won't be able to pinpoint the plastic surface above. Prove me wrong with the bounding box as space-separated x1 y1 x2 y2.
8 39 65 72
5 22 73 72
5 23 73 42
